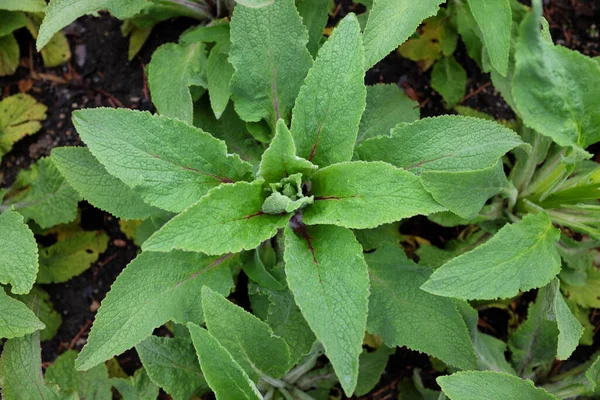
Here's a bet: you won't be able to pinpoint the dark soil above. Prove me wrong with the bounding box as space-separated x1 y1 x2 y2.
0 1 598 399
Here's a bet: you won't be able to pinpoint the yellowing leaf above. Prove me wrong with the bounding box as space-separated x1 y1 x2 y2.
0 94 47 157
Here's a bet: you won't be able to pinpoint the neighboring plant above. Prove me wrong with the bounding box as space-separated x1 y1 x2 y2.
0 0 599 399
0 0 70 76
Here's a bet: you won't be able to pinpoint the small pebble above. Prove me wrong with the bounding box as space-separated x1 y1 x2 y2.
90 300 101 312
113 239 127 248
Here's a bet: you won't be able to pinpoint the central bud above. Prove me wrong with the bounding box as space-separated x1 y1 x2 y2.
262 173 314 214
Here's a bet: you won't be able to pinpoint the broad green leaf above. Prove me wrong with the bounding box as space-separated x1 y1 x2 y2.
37 0 148 50
45 350 111 400
295 0 329 56
416 230 488 269
202 286 291 379
466 0 512 76
188 323 262 400
72 108 252 213
437 371 559 400
14 286 62 341
357 84 419 143
356 116 525 172
456 301 516 374
362 0 445 69
291 14 365 167
0 288 45 339
509 291 559 377
75 251 234 371
513 0 600 154
0 34 19 76
2 157 80 228
243 250 285 291
52 147 163 220
1 0 46 12
111 369 159 400
193 98 264 163
37 229 109 284
420 160 508 219
207 42 234 119
235 0 274 7
0 208 38 294
543 279 583 360
422 213 561 300
143 181 290 254
147 42 207 125
258 120 316 183
0 331 63 400
229 0 313 127
303 161 444 229
136 336 208 400
355 346 394 396
0 93 47 158
0 11 28 37
431 56 467 109
366 244 477 370
284 224 369 396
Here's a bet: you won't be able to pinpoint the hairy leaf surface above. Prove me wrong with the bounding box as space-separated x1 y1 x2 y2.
366 244 477 370
0 208 38 294
362 0 445 69
422 213 561 300
0 288 45 339
73 108 252 212
303 161 444 229
229 0 312 126
143 181 290 254
188 323 262 400
46 350 111 400
284 225 369 395
75 251 234 371
291 14 366 167
52 147 163 220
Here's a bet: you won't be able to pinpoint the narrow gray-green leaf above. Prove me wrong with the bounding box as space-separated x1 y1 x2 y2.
72 108 252 213
75 251 234 371
544 278 583 360
437 371 559 400
207 42 234 119
422 213 561 300
0 288 45 339
303 161 444 229
37 0 148 50
258 119 316 183
291 13 366 167
513 0 600 154
188 323 262 400
52 147 163 220
431 56 467 109
421 160 508 220
284 224 369 396
295 0 329 56
356 116 526 172
357 84 419 143
363 0 445 70
202 286 291 379
466 0 512 76
366 244 477 370
143 181 290 255
148 42 207 125
229 0 313 126
136 336 208 400
0 208 38 294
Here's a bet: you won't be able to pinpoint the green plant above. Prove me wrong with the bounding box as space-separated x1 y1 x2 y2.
1 0 600 399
